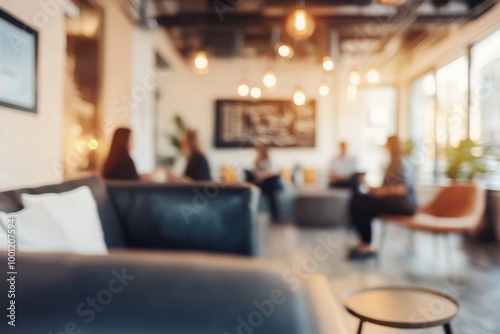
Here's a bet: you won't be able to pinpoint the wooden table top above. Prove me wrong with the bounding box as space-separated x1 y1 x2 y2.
343 286 459 329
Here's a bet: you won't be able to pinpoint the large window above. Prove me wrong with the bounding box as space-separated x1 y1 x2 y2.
410 74 437 181
357 87 398 186
471 30 500 184
471 30 500 143
436 56 469 148
410 29 500 185
409 57 469 181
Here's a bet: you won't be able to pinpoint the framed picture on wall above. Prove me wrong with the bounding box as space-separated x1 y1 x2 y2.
215 99 316 148
0 9 38 113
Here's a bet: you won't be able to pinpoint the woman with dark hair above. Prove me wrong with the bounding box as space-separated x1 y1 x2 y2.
102 128 140 180
348 135 417 260
167 130 211 182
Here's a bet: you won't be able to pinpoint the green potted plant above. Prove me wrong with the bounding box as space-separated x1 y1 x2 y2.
445 139 497 181
157 114 189 167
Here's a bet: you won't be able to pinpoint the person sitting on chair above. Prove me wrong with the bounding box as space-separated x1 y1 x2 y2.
245 145 283 222
329 141 359 193
348 135 417 260
166 130 212 182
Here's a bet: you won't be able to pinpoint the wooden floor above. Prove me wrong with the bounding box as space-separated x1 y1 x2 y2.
260 217 500 334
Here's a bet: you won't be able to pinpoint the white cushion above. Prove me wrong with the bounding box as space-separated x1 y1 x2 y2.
21 186 108 255
0 204 72 253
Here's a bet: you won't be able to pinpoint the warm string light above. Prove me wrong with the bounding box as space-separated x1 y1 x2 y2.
193 51 209 74
237 82 250 97
322 57 334 71
263 70 277 88
366 69 380 84
349 71 361 86
319 83 330 96
286 1 315 40
250 87 262 99
276 43 294 59
293 88 306 106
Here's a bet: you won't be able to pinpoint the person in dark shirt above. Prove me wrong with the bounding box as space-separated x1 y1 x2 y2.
245 145 283 222
348 135 417 260
167 130 211 182
102 128 140 180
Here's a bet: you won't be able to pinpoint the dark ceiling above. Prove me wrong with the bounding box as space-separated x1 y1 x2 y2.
126 0 497 68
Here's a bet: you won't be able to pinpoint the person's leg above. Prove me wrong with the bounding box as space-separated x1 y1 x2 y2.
350 194 378 245
244 170 256 184
261 176 282 222
348 173 361 195
349 196 416 259
265 191 279 222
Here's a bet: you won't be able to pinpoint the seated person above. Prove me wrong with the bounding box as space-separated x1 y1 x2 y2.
348 136 417 260
102 127 142 180
166 130 212 182
103 128 210 183
329 141 359 192
245 145 283 222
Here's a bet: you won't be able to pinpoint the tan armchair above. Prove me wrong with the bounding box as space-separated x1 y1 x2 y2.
378 183 487 257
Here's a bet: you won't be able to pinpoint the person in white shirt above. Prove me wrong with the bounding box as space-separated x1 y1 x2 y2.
329 141 359 192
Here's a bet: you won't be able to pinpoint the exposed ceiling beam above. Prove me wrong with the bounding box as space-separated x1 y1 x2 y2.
265 0 372 5
156 13 477 28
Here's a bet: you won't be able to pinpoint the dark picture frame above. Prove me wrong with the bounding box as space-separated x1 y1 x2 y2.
0 9 39 113
214 99 317 148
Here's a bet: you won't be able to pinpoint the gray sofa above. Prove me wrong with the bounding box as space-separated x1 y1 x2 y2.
0 176 347 333
0 176 259 255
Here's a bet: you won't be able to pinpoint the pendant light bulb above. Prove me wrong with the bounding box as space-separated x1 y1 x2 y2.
367 69 380 85
238 82 250 97
322 57 334 71
193 51 209 74
319 83 330 96
250 87 262 99
286 4 315 40
276 43 294 59
293 88 306 106
263 71 277 88
349 71 361 86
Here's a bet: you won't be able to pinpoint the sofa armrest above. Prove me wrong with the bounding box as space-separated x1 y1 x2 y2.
0 251 320 334
106 181 260 256
304 275 350 334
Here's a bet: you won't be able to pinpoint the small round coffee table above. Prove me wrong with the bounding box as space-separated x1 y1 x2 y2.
342 286 459 334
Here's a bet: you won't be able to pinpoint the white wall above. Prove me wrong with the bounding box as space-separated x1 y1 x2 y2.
0 0 65 190
129 27 159 173
95 0 134 167
155 38 340 178
96 0 160 174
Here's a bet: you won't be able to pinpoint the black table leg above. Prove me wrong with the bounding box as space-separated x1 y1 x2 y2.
444 323 453 334
357 320 364 334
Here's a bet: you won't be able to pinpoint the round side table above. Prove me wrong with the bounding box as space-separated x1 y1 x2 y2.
342 286 459 334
